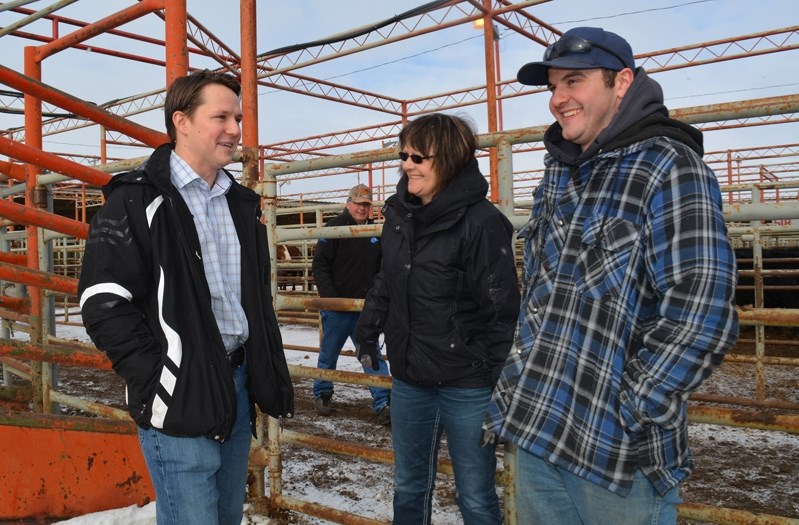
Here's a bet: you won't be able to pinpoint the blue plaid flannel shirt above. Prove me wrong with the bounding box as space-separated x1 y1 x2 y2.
486 135 739 496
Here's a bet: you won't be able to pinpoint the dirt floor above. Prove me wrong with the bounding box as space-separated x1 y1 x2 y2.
7 324 799 524
269 376 799 524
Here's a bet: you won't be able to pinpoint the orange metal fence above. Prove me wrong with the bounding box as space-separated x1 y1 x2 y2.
1 1 798 523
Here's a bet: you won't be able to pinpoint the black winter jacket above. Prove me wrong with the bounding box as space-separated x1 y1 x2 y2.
355 159 520 387
78 144 294 441
312 209 381 299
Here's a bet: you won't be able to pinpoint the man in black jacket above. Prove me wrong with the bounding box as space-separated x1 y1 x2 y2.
78 71 293 525
311 184 390 424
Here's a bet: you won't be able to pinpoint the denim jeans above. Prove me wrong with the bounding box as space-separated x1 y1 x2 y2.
513 445 682 525
313 310 390 411
390 379 501 525
138 361 252 525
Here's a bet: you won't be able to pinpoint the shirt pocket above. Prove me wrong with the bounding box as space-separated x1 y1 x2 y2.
575 215 639 300
518 216 541 287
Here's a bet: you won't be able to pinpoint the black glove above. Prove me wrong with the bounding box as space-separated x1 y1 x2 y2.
356 340 380 371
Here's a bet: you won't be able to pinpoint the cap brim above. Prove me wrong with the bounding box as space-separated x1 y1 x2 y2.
350 197 372 204
517 56 614 86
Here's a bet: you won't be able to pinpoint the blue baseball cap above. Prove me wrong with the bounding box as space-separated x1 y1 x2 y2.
517 27 635 86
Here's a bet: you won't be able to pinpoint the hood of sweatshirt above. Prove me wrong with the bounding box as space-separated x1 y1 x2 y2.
543 68 703 166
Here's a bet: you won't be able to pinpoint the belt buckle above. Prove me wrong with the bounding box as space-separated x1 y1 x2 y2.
227 345 245 369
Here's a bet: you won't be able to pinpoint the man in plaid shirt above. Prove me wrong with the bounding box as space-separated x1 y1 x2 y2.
485 27 739 524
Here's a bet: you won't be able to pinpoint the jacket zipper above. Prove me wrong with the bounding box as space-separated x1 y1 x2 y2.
166 193 236 440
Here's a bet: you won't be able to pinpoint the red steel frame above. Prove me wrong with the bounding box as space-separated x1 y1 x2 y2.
0 1 797 522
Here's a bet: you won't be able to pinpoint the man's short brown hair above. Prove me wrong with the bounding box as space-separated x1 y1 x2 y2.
164 70 241 143
602 68 619 88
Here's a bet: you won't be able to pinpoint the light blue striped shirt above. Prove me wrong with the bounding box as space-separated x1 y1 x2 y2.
170 152 248 352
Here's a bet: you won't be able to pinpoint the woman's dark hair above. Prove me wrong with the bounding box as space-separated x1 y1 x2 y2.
398 113 477 199
164 70 241 143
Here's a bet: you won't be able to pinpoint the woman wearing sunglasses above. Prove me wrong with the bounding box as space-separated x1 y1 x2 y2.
355 113 520 524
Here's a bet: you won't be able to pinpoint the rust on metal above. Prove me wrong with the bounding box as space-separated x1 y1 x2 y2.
0 295 29 314
689 405 799 434
277 293 364 312
723 353 799 366
0 357 31 379
0 385 32 405
0 262 77 295
35 0 165 61
0 133 108 190
678 501 799 525
163 0 188 86
692 393 799 411
0 251 26 266
0 410 152 520
275 493 389 525
0 65 167 149
1 4 798 524
287 363 392 390
278 428 395 464
737 306 799 327
0 340 111 370
49 390 129 421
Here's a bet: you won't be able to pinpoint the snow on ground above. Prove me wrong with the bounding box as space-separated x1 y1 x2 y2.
53 502 273 525
45 321 453 525
10 319 798 523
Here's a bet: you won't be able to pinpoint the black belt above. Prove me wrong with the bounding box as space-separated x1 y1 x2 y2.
226 344 246 369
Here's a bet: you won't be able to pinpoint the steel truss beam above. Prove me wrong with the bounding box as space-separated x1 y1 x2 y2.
705 143 799 164
255 1 543 75
4 6 796 158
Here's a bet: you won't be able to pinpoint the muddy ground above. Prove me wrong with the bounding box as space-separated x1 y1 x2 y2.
9 324 799 524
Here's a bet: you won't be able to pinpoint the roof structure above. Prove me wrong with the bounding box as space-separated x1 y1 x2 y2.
0 0 797 205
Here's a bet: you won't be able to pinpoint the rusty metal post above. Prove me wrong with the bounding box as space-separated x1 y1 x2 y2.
496 140 514 216
80 183 87 223
23 45 44 412
240 0 259 190
726 150 734 204
99 125 107 165
480 0 500 203
262 165 279 300
238 0 271 501
502 442 518 525
164 0 188 86
750 218 767 401
266 414 283 507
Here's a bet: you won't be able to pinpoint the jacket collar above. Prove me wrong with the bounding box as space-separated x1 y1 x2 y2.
104 143 255 206
391 157 487 226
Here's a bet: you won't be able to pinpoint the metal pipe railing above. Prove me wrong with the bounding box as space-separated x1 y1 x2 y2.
2 94 799 523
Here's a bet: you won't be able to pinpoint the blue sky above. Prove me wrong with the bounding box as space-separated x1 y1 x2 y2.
1 0 797 195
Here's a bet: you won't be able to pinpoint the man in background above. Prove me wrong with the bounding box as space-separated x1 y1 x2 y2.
312 184 391 425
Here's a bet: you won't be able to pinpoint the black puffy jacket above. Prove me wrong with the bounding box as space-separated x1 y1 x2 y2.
78 144 294 441
355 159 520 387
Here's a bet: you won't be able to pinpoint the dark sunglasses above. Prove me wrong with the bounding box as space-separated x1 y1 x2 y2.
544 34 628 70
399 152 434 164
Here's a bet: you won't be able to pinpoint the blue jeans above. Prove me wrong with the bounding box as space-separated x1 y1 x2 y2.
313 310 390 411
138 361 251 525
513 445 682 524
391 379 501 525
